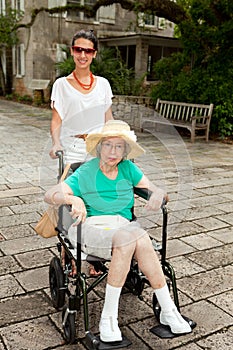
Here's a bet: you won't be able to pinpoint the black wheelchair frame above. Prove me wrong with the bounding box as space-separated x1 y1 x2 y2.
49 151 196 349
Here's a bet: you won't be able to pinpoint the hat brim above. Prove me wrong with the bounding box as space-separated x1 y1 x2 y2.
86 131 145 159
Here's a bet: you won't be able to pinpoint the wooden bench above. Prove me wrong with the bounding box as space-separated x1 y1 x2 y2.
141 99 214 142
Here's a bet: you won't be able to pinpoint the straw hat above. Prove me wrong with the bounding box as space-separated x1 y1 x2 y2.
86 120 145 159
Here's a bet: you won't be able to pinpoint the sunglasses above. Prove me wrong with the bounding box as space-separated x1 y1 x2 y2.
72 46 96 55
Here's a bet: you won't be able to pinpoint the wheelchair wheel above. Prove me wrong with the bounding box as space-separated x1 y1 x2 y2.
49 256 65 309
62 305 76 344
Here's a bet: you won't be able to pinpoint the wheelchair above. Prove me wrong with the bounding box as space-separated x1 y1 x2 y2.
49 151 196 349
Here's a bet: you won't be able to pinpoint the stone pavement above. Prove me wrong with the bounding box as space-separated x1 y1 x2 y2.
0 99 232 350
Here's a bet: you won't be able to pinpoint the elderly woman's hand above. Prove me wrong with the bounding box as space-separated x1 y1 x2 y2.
70 196 87 225
145 188 168 212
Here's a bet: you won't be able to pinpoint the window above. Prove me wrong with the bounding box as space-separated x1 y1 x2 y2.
11 0 24 11
13 44 25 77
98 4 115 24
118 45 136 70
138 13 166 30
48 0 67 9
48 0 67 17
0 0 6 14
67 0 97 22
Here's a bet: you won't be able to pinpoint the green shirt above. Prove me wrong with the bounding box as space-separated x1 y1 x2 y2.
65 158 143 220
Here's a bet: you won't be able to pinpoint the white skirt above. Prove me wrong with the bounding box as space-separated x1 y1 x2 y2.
68 215 146 260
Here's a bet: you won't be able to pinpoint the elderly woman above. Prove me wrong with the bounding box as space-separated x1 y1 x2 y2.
44 120 191 343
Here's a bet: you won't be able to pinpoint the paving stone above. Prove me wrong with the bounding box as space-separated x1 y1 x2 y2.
166 238 196 258
0 197 23 207
0 224 36 239
197 184 233 195
216 212 233 225
208 290 233 316
149 221 203 242
178 266 233 301
195 178 233 188
120 325 155 350
214 201 233 213
221 192 233 201
0 207 14 216
5 182 36 189
180 232 223 250
0 316 63 350
17 192 44 204
0 212 41 228
196 326 233 350
0 186 42 199
168 256 205 279
15 266 50 292
193 216 230 231
174 206 224 221
0 292 55 327
0 256 22 276
15 249 54 269
187 243 233 270
0 235 57 255
0 275 24 299
206 226 233 244
9 201 45 214
190 194 229 207
182 189 206 199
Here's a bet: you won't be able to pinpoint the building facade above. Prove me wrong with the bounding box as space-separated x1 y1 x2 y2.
1 0 181 97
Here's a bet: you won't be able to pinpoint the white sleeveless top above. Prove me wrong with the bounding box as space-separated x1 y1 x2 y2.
51 76 113 141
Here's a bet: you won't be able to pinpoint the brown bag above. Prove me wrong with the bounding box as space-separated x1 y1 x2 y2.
35 163 70 238
35 206 59 238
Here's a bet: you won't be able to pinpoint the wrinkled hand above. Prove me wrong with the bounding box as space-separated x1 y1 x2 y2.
49 144 63 159
70 197 87 226
145 188 168 212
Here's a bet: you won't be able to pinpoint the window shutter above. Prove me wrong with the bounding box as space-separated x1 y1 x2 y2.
0 0 6 14
20 0 24 11
20 43 25 76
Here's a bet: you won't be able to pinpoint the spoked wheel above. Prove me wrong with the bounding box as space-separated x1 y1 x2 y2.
62 305 76 344
49 256 65 309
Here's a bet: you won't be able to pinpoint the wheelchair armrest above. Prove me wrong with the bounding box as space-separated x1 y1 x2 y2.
133 187 152 200
134 187 167 209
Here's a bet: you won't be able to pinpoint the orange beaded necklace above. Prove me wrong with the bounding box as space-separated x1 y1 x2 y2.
73 71 94 90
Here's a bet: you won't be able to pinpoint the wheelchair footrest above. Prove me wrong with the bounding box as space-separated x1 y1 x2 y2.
150 315 196 339
96 335 132 350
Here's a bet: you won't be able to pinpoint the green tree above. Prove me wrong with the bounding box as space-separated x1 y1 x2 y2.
151 0 233 137
0 5 23 94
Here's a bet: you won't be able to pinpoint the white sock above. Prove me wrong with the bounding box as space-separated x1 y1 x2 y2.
154 284 175 312
101 284 122 319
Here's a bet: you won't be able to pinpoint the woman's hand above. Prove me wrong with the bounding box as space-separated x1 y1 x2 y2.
70 196 87 225
145 188 168 212
49 144 63 159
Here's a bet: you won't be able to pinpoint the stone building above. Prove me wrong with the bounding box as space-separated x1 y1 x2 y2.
1 1 181 97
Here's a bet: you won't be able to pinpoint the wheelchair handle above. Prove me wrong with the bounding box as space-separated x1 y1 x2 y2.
55 150 64 179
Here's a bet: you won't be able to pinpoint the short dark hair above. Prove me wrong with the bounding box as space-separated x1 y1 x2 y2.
71 29 98 50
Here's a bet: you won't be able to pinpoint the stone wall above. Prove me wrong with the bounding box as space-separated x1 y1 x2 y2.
112 95 155 130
